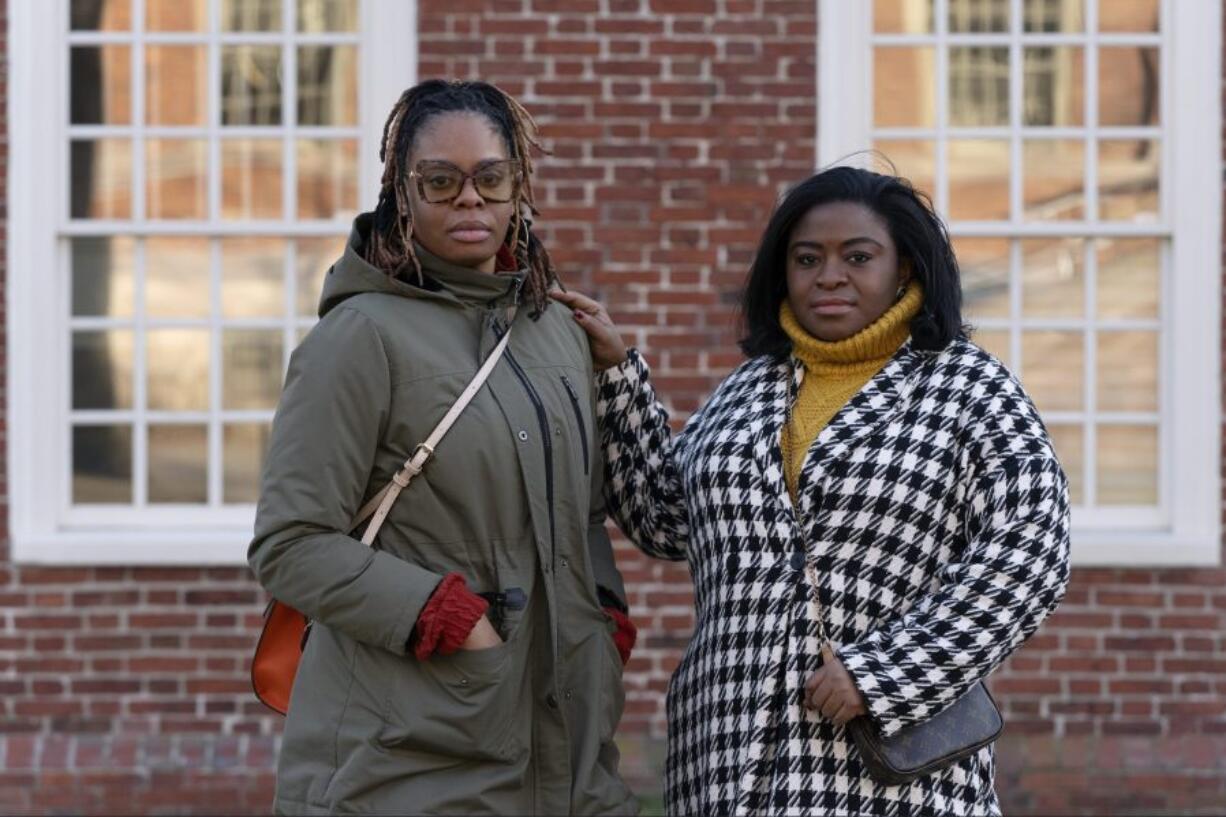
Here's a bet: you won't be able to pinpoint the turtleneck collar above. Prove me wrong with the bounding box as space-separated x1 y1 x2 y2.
780 281 924 375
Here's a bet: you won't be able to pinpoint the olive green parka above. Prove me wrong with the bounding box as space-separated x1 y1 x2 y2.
248 214 637 815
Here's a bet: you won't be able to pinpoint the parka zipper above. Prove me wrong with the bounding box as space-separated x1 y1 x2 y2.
559 374 590 476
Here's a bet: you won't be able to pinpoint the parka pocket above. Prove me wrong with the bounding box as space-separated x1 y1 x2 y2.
376 639 521 763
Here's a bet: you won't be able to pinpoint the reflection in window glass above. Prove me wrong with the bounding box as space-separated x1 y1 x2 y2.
1099 139 1160 222
1097 425 1158 505
223 0 282 31
297 139 360 220
147 330 211 412
223 330 284 410
73 331 134 410
1098 0 1159 33
1021 238 1084 318
298 45 359 126
1023 139 1084 221
1099 47 1160 127
146 0 207 30
148 425 208 503
1023 47 1084 126
948 140 1010 221
298 0 359 32
221 237 285 318
71 0 132 30
873 47 936 129
949 47 1010 126
956 238 1011 320
221 46 283 126
73 425 132 504
873 0 933 34
71 139 132 220
1097 238 1160 320
1021 330 1084 413
295 236 346 317
1023 0 1082 33
224 423 272 503
147 139 208 220
948 0 1009 32
72 237 135 318
971 329 1011 367
873 140 935 199
222 140 283 220
71 46 131 125
1097 331 1158 413
146 46 207 126
1046 423 1084 504
147 237 211 318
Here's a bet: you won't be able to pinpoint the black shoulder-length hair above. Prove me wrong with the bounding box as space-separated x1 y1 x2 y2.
739 165 964 358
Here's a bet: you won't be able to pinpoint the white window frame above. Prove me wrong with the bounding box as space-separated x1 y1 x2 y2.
818 0 1221 565
8 0 417 564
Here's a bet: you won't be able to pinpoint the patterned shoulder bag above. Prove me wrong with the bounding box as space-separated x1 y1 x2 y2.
784 366 1004 785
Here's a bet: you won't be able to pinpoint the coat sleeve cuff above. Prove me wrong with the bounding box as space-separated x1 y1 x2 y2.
412 573 490 660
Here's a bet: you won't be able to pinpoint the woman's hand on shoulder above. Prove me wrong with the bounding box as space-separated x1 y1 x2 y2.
550 289 628 371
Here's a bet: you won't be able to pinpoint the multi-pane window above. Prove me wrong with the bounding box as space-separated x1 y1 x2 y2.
822 0 1220 561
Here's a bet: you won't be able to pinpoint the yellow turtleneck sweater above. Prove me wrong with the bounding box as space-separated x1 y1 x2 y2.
780 282 924 501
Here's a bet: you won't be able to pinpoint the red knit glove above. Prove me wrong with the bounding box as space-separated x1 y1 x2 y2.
412 573 490 660
604 606 637 666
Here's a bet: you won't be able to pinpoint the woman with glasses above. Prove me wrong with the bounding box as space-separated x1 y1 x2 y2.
249 80 638 815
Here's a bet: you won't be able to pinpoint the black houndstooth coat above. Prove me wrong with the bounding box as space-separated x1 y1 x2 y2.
596 338 1071 817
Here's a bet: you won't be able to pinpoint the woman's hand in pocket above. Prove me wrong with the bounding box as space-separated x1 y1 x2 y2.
459 615 503 651
549 289 628 371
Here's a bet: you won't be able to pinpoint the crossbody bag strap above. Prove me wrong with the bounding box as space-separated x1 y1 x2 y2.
351 321 514 546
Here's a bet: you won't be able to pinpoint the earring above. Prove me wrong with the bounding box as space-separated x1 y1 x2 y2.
895 281 908 301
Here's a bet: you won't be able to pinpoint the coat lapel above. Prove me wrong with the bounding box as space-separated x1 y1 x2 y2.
749 358 797 523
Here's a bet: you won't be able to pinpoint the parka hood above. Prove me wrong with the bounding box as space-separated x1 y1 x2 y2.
318 212 526 318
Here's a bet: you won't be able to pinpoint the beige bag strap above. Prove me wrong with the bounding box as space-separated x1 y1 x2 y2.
350 324 513 546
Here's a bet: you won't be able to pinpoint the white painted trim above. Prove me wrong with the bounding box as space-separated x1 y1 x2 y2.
9 0 419 565
818 0 1222 565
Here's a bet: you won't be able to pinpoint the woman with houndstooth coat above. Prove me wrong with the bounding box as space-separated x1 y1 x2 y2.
553 166 1071 816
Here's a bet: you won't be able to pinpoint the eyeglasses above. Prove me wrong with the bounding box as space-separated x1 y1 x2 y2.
409 159 523 204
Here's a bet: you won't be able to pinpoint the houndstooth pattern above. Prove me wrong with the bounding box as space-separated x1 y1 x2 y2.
596 338 1071 817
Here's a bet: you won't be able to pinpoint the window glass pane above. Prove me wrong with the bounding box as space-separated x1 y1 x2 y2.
223 0 282 30
147 139 208 220
221 139 283 220
1099 47 1160 127
1098 0 1159 32
73 330 134 410
1098 139 1160 222
221 237 284 318
71 46 131 125
1023 47 1084 126
298 45 359 126
1021 330 1083 412
223 330 283 410
1097 238 1159 320
1021 238 1084 318
297 139 359 220
872 140 935 200
1023 0 1082 33
1097 331 1158 412
295 236 346 317
221 46 283 126
873 0 934 33
71 0 132 30
972 329 1011 367
148 425 208 503
73 425 132 504
148 330 210 411
1023 139 1084 221
224 423 271 503
147 237 211 318
948 0 1009 32
949 47 1010 126
1097 425 1158 505
71 139 132 220
948 140 1010 221
957 238 1011 320
146 0 207 30
873 47 936 128
298 0 359 32
146 46 207 126
72 237 135 318
1046 423 1084 504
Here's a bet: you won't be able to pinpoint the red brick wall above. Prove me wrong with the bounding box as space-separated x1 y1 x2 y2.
0 2 1224 815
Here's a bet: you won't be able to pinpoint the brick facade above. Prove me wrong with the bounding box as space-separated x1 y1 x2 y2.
0 2 1223 814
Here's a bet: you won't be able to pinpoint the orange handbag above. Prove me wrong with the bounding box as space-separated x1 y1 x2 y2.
250 324 514 715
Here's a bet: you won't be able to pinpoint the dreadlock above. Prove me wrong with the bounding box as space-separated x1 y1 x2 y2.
365 79 557 318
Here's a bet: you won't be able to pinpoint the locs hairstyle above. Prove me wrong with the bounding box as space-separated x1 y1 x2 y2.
366 79 557 318
739 165 965 358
